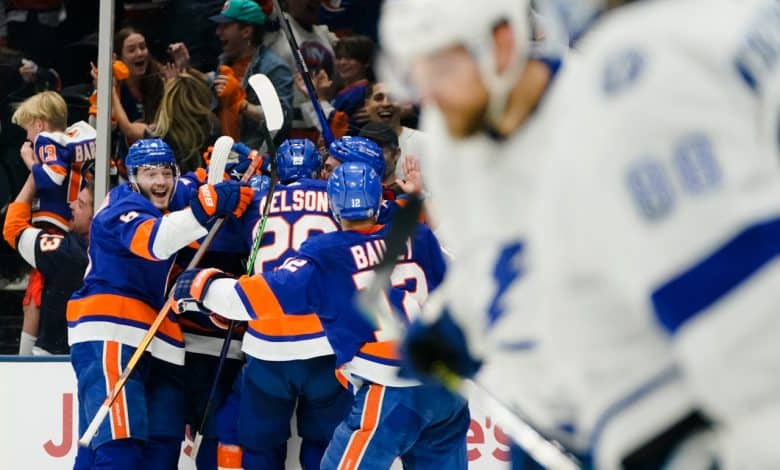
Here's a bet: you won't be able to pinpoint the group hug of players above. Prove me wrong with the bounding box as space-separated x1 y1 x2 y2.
3 87 465 470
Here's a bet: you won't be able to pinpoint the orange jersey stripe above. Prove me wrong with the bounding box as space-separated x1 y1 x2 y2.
129 218 157 261
339 384 385 470
68 294 184 343
359 340 400 360
104 341 130 439
247 313 323 337
236 275 285 319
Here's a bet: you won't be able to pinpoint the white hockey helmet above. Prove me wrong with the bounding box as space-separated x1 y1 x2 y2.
379 0 531 121
535 0 608 45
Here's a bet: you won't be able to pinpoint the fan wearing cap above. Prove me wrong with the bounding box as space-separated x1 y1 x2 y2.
207 0 294 149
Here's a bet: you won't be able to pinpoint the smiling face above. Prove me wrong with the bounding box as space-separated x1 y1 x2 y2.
134 165 176 210
120 33 150 77
335 54 366 85
365 83 400 127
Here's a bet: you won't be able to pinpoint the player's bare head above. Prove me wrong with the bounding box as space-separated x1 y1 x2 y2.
11 91 68 139
70 187 94 237
126 139 180 210
380 0 531 135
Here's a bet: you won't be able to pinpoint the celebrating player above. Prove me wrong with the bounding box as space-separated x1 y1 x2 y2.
172 161 470 469
66 139 253 469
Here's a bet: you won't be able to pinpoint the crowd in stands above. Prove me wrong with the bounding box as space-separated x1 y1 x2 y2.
0 0 427 355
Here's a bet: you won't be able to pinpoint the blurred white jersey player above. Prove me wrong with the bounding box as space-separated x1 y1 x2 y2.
526 0 780 468
380 0 580 462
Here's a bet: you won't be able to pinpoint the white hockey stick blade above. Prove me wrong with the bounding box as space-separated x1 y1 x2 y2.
248 74 284 132
208 135 234 184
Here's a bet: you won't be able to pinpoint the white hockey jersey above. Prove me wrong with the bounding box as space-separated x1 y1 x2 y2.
528 0 780 467
418 55 580 444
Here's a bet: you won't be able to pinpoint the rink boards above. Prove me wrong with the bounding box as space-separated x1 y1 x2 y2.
0 356 512 469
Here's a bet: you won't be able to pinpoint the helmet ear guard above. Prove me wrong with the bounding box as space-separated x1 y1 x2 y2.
327 162 382 223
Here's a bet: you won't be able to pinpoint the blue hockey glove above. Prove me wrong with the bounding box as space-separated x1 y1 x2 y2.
171 268 233 315
400 308 483 386
226 142 261 180
190 181 255 226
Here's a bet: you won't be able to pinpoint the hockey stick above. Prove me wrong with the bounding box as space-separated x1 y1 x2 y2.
270 0 335 146
78 140 257 448
189 74 284 460
356 199 581 470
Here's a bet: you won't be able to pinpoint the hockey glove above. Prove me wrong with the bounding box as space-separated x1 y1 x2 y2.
226 142 262 181
400 309 483 386
171 268 232 315
190 181 255 226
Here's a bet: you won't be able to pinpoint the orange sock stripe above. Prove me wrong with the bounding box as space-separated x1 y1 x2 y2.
103 341 130 439
338 384 385 470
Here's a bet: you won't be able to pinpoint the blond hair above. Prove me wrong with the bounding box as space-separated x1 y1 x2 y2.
153 74 214 172
11 91 68 131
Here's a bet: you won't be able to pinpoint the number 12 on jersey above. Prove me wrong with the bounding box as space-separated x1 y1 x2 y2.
352 262 429 342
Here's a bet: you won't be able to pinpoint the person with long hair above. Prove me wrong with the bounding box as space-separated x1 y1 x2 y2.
113 26 165 129
151 73 220 173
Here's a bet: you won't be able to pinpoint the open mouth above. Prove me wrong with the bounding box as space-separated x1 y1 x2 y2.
151 188 168 199
377 110 394 120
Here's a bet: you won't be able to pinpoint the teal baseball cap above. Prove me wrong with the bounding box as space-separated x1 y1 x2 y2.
209 0 266 26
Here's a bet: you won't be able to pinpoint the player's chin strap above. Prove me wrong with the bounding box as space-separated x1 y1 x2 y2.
356 196 581 470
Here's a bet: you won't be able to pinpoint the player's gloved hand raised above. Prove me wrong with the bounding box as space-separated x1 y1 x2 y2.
171 268 232 316
226 142 262 181
190 181 255 226
400 308 482 387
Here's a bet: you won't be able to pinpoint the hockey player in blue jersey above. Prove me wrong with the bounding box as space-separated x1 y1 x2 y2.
67 139 254 470
211 138 352 470
172 161 470 469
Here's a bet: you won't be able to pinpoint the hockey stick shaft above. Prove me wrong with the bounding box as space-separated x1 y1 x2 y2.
79 155 263 448
357 198 580 469
191 88 282 459
270 0 335 145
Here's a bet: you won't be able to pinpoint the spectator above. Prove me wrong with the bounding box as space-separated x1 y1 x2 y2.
363 82 427 180
359 121 424 200
264 0 337 142
297 34 374 138
11 91 96 356
205 0 293 148
113 26 165 130
111 72 220 173
2 164 93 355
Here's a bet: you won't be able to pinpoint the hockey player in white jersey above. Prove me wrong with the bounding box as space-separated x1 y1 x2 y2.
521 0 780 468
380 0 577 466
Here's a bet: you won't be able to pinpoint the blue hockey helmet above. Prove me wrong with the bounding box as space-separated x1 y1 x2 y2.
327 161 382 222
276 139 321 183
328 136 385 179
125 138 180 192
